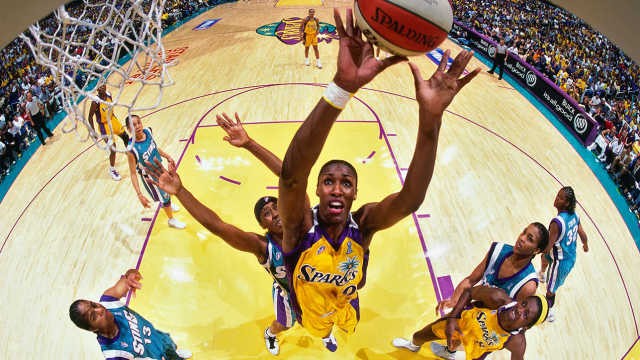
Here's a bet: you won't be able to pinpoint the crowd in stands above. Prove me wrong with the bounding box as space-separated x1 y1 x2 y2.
161 0 228 27
0 45 61 180
0 0 229 182
4 0 640 221
452 0 640 220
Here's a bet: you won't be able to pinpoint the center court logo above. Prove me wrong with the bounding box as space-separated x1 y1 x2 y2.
573 113 588 134
525 71 537 87
256 17 340 45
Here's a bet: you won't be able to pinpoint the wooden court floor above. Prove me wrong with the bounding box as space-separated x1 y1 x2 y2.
0 1 639 359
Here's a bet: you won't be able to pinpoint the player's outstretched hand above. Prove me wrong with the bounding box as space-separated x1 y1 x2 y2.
123 269 143 297
583 242 589 252
147 158 182 195
436 298 454 315
332 8 405 93
216 112 250 148
409 49 480 120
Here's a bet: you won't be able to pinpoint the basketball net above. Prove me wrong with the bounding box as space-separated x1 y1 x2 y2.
20 0 174 152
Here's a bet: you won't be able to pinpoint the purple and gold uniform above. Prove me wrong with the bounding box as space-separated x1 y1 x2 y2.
284 206 369 337
303 18 319 47
96 94 125 137
432 305 516 360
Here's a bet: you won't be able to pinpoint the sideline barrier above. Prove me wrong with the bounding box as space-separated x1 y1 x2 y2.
452 21 599 146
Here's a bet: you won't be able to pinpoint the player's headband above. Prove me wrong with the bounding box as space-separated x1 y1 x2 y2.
531 294 550 328
254 196 278 223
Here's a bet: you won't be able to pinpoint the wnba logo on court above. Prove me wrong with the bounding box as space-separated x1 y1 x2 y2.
525 71 537 87
488 46 496 58
573 114 588 134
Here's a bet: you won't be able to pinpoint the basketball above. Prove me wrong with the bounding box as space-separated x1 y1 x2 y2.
354 0 453 57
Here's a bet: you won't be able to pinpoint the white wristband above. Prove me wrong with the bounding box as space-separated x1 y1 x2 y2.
323 82 353 110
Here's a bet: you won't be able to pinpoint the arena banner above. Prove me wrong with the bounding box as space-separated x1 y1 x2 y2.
452 21 599 145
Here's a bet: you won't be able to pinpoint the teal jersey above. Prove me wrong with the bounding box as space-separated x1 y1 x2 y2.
97 295 179 360
551 212 580 263
261 233 289 292
261 233 296 328
129 128 161 176
480 242 538 299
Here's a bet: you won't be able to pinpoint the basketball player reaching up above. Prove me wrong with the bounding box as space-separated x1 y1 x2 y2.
125 114 185 229
392 286 549 359
68 268 192 359
277 8 480 352
538 186 588 322
300 8 322 68
435 223 549 312
88 85 131 181
146 112 308 356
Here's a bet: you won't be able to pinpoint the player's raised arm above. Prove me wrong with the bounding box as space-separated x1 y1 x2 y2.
436 248 488 314
278 8 404 252
216 112 282 176
146 160 267 261
217 112 312 210
356 50 480 238
103 269 143 299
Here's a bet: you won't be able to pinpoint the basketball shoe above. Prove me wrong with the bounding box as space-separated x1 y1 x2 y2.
322 331 338 352
264 327 279 355
168 218 186 229
392 337 420 352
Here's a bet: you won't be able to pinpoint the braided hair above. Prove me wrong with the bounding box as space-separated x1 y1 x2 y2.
561 186 576 214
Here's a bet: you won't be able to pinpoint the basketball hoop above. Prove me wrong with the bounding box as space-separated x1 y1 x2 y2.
20 0 174 152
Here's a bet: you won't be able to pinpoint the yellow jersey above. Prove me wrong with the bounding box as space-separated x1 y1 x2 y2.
432 306 514 360
304 17 318 35
97 94 125 136
285 206 369 337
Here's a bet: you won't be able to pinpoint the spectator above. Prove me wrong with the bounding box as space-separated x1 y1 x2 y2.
0 137 9 177
596 132 623 164
608 146 634 174
587 125 617 156
619 159 640 196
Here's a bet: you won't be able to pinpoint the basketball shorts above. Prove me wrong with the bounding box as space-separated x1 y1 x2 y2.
546 256 575 294
98 118 125 137
272 282 296 328
301 297 360 337
304 33 318 47
431 317 453 340
140 173 171 206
